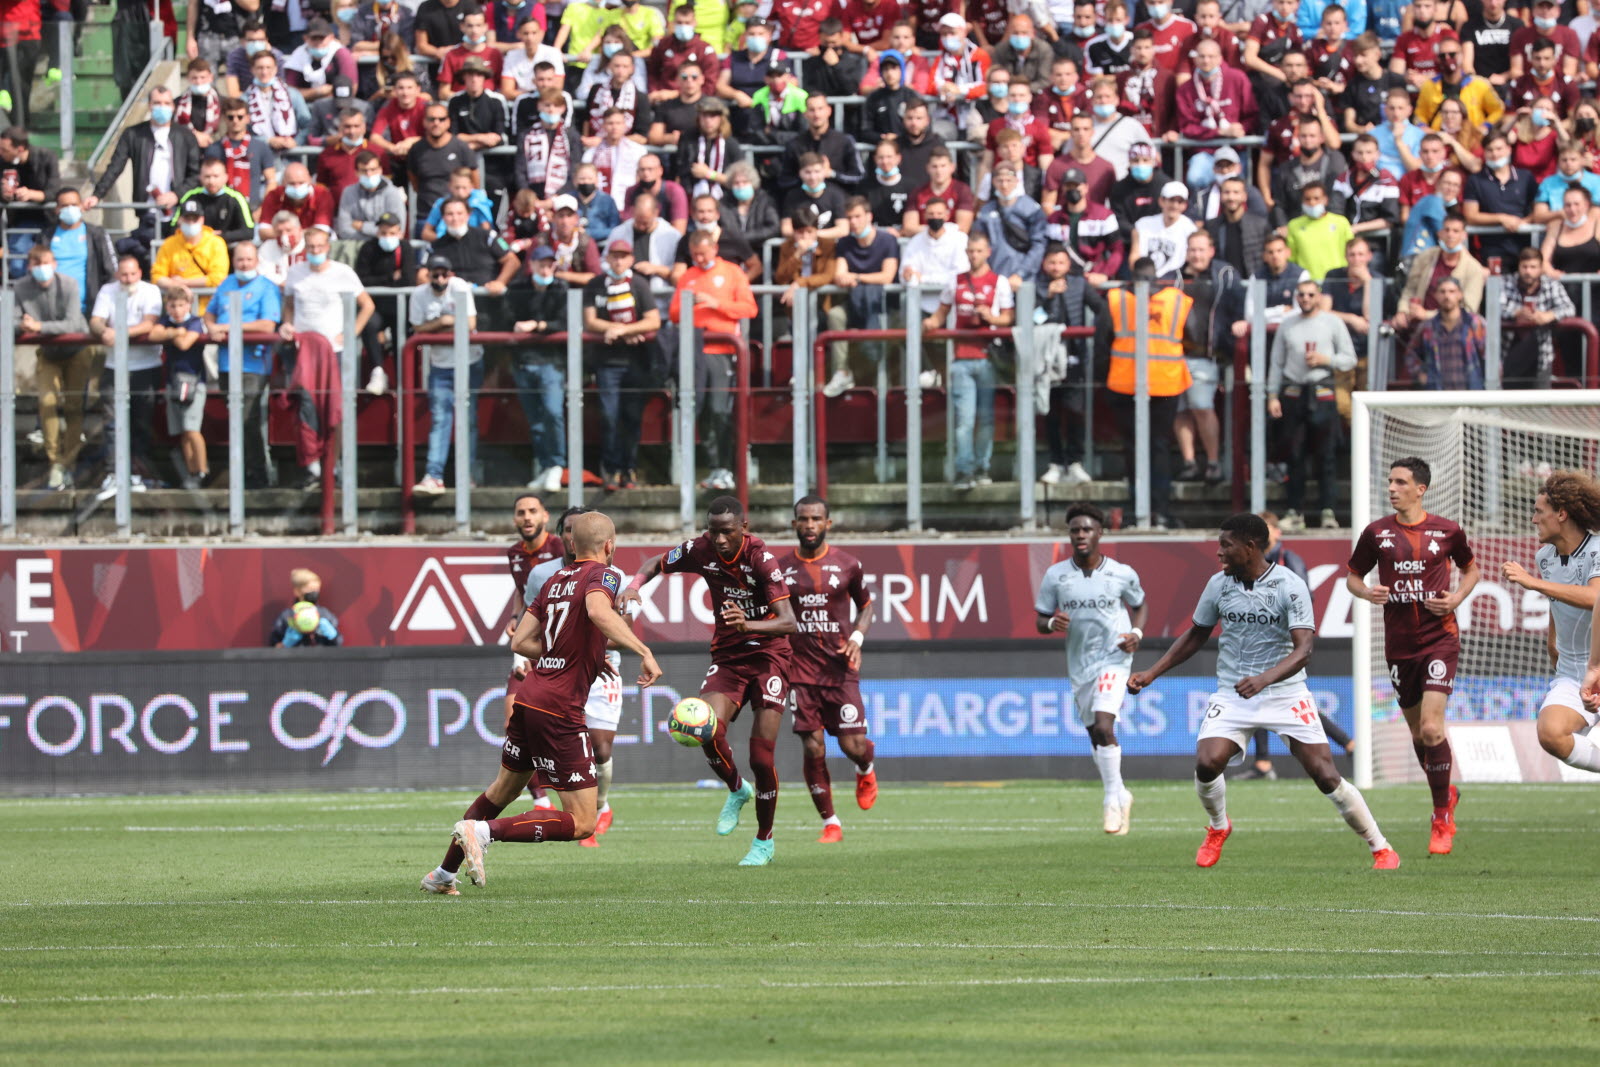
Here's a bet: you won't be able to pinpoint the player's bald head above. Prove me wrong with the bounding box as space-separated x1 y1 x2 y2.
571 512 615 555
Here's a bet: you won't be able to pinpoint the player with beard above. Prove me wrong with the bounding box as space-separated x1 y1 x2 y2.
778 496 878 844
1035 504 1147 834
445 512 664 888
624 496 797 866
504 492 564 808
425 511 662 895
1131 513 1400 870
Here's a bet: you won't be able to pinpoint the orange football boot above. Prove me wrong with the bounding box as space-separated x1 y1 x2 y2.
855 769 878 810
818 823 844 844
1195 821 1232 867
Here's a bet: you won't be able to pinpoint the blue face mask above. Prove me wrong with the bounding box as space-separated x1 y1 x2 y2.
1534 15 1557 29
1009 34 1030 51
1531 109 1552 128
602 41 623 57
1106 21 1127 40
336 6 357 22
342 135 364 148
235 268 259 282
30 264 54 284
245 39 267 56
532 271 554 285
747 36 768 54
1148 3 1170 19
732 184 754 202
1421 160 1443 173
541 110 562 126
853 223 873 239
359 173 382 191
876 166 899 181
150 104 173 125
308 45 330 60
307 252 328 266
378 234 400 252
674 23 694 41
802 181 824 195
1303 203 1326 219
989 83 1008 100
254 77 273 89
57 205 82 227
1007 100 1029 116
1073 24 1095 37
1093 102 1117 119
1441 239 1465 254
1130 163 1153 182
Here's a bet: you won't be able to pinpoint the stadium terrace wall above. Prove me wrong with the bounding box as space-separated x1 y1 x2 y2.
0 642 1360 796
0 536 1546 653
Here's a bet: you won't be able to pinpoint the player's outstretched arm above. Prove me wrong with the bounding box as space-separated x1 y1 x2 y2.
587 590 662 686
1236 626 1314 699
619 554 665 612
509 606 544 661
1502 563 1600 610
1127 621 1213 693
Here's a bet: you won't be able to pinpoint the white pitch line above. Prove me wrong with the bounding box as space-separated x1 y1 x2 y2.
6 970 1600 1007
2 940 1596 960
5 897 1599 924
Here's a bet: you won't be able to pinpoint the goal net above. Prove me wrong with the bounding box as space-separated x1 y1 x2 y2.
1350 391 1600 788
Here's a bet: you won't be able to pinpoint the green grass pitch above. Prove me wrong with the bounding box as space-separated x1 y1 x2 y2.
3 780 1599 1065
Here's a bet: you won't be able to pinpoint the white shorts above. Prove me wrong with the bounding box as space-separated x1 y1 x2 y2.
1197 684 1327 756
1541 677 1600 730
584 650 624 731
1072 667 1129 726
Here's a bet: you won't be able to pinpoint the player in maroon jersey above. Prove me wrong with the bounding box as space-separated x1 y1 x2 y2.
505 492 563 808
1346 456 1480 855
429 512 663 892
624 496 798 866
778 496 878 844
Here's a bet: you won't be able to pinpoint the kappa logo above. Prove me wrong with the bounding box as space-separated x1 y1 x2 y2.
390 555 521 645
1379 539 1394 549
568 772 585 784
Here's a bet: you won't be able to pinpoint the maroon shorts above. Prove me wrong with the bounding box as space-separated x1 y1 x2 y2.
791 681 869 736
502 701 596 791
700 646 791 718
1388 647 1459 710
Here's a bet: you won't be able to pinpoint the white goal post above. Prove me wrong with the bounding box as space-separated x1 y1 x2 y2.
1350 390 1600 789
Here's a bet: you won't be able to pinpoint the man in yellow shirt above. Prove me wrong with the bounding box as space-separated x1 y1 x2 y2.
1284 182 1354 281
1415 38 1504 131
151 201 230 312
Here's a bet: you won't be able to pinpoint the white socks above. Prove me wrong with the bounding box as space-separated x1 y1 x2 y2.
596 758 614 809
1326 778 1390 852
433 865 455 883
1563 733 1600 772
822 815 841 828
1093 744 1125 804
857 761 874 776
1195 774 1228 829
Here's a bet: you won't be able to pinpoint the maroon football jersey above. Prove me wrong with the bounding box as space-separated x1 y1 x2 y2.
1348 514 1475 660
778 545 871 686
515 559 621 718
507 531 563 604
662 532 792 657
847 0 900 47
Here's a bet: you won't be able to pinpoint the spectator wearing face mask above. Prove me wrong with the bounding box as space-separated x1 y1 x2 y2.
206 239 283 487
410 257 485 498
174 158 256 244
284 18 363 136
354 211 417 394
257 162 335 240
151 202 230 312
337 151 407 240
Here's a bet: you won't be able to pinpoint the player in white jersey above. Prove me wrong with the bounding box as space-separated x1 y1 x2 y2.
1502 473 1600 776
1034 504 1148 834
1129 514 1400 870
521 506 635 846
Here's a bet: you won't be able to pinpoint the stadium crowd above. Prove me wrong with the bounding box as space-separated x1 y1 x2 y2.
4 0 1599 526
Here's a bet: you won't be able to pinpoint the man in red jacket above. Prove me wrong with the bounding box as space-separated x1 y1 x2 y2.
670 230 757 491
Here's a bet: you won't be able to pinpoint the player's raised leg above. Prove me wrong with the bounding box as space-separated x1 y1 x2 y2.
424 765 534 893
838 729 877 810
700 690 754 833
1192 737 1236 866
1288 736 1399 869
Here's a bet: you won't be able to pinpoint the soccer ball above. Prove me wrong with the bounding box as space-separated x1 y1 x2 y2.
668 697 717 747
290 601 321 635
